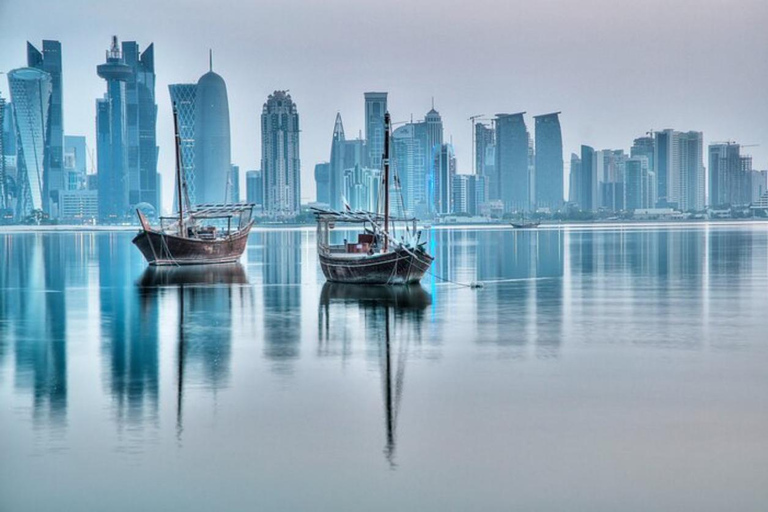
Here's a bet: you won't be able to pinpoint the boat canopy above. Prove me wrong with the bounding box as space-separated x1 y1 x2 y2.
311 207 417 225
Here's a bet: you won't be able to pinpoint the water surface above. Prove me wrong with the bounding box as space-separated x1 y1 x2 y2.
1 224 767 511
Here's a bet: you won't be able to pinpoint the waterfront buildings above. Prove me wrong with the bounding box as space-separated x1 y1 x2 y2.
475 122 495 204
245 169 263 210
261 91 300 217
96 37 158 221
391 119 429 216
495 112 529 212
596 149 627 211
533 112 563 211
364 92 387 169
314 162 330 205
433 143 456 215
329 113 365 211
452 174 486 216
27 40 64 216
343 164 380 212
625 156 656 210
7 67 52 218
63 136 86 191
654 129 704 211
709 142 754 207
0 94 7 213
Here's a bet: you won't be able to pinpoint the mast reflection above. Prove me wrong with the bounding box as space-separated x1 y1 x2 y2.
319 283 431 467
137 263 249 439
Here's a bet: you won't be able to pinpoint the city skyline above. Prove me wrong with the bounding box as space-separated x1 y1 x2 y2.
1 0 766 212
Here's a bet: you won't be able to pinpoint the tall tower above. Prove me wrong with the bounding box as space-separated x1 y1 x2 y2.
580 145 596 211
364 92 387 169
8 68 53 219
27 40 64 216
533 112 563 211
96 36 133 222
122 41 158 211
261 91 300 217
194 55 231 205
495 112 529 212
329 112 346 210
168 83 197 208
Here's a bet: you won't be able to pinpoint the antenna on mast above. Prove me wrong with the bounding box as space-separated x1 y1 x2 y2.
209 49 213 72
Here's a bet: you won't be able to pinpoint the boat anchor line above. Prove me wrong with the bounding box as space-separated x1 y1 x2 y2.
395 242 483 289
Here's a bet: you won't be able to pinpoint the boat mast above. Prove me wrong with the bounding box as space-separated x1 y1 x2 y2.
383 112 391 252
172 103 185 237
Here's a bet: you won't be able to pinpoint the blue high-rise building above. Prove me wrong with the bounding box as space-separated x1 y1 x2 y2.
364 92 387 169
329 113 347 210
433 143 455 215
122 40 158 212
194 58 231 205
580 145 596 211
8 68 52 219
392 120 429 216
245 170 263 210
27 40 64 216
96 37 134 221
63 135 87 191
314 162 330 205
495 112 529 212
168 83 197 209
533 112 563 211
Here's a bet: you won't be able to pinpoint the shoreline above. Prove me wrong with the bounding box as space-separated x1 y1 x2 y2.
1 217 767 233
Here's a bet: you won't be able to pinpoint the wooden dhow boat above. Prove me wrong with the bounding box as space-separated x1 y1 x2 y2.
133 104 254 266
313 112 434 285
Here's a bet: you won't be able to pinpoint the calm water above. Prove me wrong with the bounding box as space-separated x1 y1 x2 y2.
1 224 768 511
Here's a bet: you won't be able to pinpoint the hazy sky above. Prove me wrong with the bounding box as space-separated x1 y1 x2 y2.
1 0 767 212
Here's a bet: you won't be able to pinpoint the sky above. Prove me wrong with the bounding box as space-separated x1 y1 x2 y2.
1 0 767 213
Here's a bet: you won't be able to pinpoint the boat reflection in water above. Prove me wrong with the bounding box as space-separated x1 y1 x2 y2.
137 263 249 440
137 263 249 287
319 283 431 467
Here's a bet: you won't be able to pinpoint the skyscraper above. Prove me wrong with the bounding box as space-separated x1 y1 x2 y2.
96 37 134 221
63 135 86 191
364 92 387 169
655 129 704 211
495 112 529 212
261 91 300 217
1 98 18 215
475 122 495 207
168 83 197 207
122 40 158 212
228 164 240 203
569 153 581 207
329 113 346 210
580 145 597 211
625 156 655 210
8 67 52 218
245 169 263 210
27 40 64 215
0 94 6 212
596 149 627 211
314 162 330 205
194 57 231 205
533 112 564 211
391 120 429 216
709 142 753 207
433 143 456 214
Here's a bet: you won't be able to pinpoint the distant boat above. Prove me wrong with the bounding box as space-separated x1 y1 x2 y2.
313 112 434 285
133 103 255 266
510 213 540 229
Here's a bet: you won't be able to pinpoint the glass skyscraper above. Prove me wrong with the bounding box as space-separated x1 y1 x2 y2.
364 92 387 169
495 112 529 212
27 40 64 216
168 83 197 209
194 63 231 205
533 112 563 211
433 143 455 215
262 91 301 217
8 67 52 218
580 145 596 211
96 37 133 221
314 162 330 205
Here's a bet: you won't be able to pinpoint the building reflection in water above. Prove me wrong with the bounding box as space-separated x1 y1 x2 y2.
319 283 431 468
261 231 303 374
137 263 249 438
99 234 159 427
0 234 71 426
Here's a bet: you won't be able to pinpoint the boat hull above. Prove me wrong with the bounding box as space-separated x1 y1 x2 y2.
319 247 433 285
132 223 252 266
